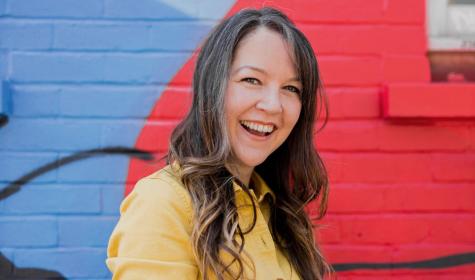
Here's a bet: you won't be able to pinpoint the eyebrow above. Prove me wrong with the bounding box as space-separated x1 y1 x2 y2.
232 65 267 75
232 65 300 82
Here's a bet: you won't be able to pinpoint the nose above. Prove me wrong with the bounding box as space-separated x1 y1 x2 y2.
255 86 283 114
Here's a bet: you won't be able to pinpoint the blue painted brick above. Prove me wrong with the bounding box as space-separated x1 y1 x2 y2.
101 184 124 214
13 248 110 278
2 184 101 214
0 152 57 182
53 23 150 51
11 53 105 83
100 121 142 147
149 22 211 51
0 81 11 115
11 53 189 84
102 53 189 83
0 51 7 77
11 85 60 117
7 0 103 18
0 22 52 49
0 118 102 151
198 0 235 20
59 86 162 118
0 217 57 247
57 154 130 183
104 0 198 19
70 279 110 280
58 216 118 246
69 279 110 280
0 0 6 15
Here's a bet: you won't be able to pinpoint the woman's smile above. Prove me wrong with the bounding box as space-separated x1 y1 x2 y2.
239 120 277 137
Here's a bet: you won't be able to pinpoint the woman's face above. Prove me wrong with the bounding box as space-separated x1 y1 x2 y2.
225 27 302 177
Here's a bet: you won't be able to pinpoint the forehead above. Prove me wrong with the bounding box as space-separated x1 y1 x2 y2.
231 27 297 76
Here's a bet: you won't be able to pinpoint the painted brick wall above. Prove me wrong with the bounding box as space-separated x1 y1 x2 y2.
0 0 234 279
1 0 474 279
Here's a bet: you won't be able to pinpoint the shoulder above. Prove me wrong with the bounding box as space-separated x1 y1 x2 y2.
107 165 199 275
120 165 194 227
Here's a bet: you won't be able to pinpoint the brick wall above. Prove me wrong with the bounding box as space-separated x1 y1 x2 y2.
1 0 474 279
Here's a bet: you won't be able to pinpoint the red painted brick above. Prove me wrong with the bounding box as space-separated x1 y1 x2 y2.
170 52 197 86
320 56 381 86
377 123 470 151
324 184 385 214
302 25 426 55
150 87 192 120
470 126 475 151
383 84 475 118
302 25 384 55
383 0 425 24
320 153 345 183
325 87 381 119
321 244 393 263
316 121 378 151
320 214 475 244
325 183 475 213
317 120 470 151
335 275 475 280
292 0 384 23
431 153 475 182
333 153 432 183
313 219 342 244
382 55 430 82
381 26 426 54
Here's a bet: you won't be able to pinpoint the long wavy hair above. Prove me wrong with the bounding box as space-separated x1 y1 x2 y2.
168 7 332 280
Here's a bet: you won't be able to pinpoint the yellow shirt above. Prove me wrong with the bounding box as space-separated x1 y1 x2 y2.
106 165 300 280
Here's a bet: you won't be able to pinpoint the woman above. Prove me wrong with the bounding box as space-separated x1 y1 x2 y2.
107 7 332 280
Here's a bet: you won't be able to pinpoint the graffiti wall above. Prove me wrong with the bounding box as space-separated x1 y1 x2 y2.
1 0 474 279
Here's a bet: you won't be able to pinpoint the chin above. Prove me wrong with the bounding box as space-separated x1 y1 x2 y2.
238 154 269 169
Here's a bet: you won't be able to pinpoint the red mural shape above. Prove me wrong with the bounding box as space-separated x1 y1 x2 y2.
126 0 475 278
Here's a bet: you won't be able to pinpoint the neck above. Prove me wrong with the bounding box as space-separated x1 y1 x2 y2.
225 162 253 187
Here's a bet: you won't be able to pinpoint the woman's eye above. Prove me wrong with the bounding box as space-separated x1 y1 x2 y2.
284 85 301 94
241 77 260 85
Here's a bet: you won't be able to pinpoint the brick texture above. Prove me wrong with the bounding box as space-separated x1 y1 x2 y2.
1 0 474 279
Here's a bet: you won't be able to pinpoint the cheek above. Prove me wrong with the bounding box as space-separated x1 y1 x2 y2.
285 99 302 128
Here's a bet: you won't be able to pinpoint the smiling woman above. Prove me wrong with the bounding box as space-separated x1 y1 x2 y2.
106 7 332 280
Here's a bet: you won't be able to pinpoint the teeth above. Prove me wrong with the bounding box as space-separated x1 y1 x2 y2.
240 121 274 133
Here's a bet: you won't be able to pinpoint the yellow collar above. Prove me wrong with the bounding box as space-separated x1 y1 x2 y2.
233 171 276 203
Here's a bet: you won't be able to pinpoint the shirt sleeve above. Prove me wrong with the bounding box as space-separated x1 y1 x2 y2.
106 175 199 280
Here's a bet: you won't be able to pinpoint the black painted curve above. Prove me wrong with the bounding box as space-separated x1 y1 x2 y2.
0 146 156 279
0 146 155 201
333 251 475 271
